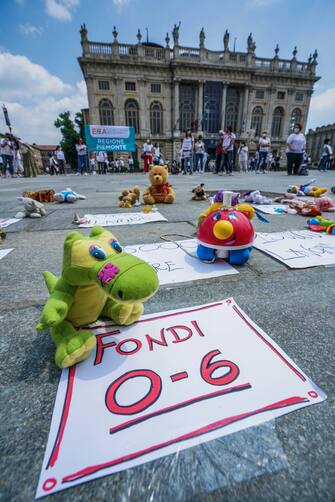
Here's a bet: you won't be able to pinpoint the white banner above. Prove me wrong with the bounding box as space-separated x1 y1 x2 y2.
79 212 167 228
254 230 335 268
36 299 325 498
0 248 14 260
89 125 131 139
124 239 238 285
0 217 21 228
252 205 287 214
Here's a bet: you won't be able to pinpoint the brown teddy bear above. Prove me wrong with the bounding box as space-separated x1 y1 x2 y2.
118 186 140 208
192 183 207 201
143 165 175 204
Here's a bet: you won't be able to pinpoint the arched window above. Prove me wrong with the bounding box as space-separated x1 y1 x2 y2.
225 88 240 132
125 99 139 133
271 107 284 138
250 106 264 137
290 108 302 132
99 99 114 125
150 101 163 135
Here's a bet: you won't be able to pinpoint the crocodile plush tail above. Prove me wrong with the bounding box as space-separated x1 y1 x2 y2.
43 271 58 293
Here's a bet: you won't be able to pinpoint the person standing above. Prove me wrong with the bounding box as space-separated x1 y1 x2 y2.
89 154 96 175
181 130 194 175
238 142 249 173
48 152 59 175
318 139 333 172
76 138 88 175
127 154 134 172
153 143 161 165
143 139 154 173
0 134 14 177
220 126 235 175
258 131 271 173
96 150 107 174
194 135 205 173
286 123 306 175
55 146 66 175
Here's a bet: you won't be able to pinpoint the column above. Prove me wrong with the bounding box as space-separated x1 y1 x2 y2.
241 85 250 134
173 79 180 137
114 78 124 126
303 89 313 134
139 79 149 138
283 88 294 137
198 80 204 133
265 86 276 134
220 83 228 130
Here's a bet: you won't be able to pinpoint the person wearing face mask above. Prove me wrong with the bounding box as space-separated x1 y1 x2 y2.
258 131 271 174
286 123 306 175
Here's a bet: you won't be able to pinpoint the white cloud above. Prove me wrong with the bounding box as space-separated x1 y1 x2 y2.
19 23 44 36
307 88 335 130
113 0 130 8
0 51 87 143
45 0 80 21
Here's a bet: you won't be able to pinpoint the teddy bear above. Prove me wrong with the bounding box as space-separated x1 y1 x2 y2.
54 188 86 203
118 186 140 208
143 165 175 204
192 184 207 201
15 197 46 218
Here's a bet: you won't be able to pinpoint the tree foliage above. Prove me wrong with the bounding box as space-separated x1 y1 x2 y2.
54 111 84 169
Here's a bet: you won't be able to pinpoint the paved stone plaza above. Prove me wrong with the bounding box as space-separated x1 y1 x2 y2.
1 171 334 501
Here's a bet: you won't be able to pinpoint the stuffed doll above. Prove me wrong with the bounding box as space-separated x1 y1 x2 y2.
244 190 272 205
36 226 159 368
143 165 175 204
118 186 140 208
287 199 321 217
307 216 335 235
22 189 55 203
192 184 207 201
314 196 335 213
15 197 46 218
54 188 86 203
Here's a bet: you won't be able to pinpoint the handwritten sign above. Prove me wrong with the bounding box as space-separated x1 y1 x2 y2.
0 248 14 260
254 230 335 268
124 239 238 285
36 299 325 497
78 212 167 228
252 205 287 215
0 218 21 228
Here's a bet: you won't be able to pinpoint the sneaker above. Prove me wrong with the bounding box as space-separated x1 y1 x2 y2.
76 172 80 175
84 172 88 176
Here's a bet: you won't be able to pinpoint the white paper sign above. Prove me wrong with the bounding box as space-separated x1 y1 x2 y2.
36 299 325 498
0 248 14 260
79 212 167 228
0 217 21 228
124 239 238 285
252 205 287 214
254 230 335 268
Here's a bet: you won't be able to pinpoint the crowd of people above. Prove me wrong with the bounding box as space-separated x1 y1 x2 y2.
0 133 24 177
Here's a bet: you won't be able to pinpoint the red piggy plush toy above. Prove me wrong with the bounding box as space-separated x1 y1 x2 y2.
197 191 255 265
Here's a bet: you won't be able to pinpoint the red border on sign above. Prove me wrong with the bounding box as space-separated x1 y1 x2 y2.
45 299 309 480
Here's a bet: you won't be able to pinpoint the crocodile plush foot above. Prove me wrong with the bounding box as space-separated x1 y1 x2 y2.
102 300 144 325
51 321 96 368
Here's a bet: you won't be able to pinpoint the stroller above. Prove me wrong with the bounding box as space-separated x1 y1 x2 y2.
297 153 309 176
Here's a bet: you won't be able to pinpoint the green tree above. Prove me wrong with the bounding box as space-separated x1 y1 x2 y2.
54 111 84 170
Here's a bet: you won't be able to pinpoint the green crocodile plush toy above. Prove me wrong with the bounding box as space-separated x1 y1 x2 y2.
37 226 159 368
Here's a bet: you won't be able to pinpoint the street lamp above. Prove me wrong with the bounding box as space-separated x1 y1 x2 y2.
2 104 12 134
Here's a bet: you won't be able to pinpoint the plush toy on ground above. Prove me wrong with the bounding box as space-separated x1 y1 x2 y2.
54 188 86 203
143 165 175 204
15 197 46 218
192 184 207 201
314 196 335 213
244 190 272 205
118 186 140 208
37 226 159 368
196 191 255 265
22 189 55 203
287 200 321 217
307 216 335 235
287 179 327 198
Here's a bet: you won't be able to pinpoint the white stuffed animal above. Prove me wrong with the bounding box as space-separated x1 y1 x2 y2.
15 197 46 218
54 188 86 203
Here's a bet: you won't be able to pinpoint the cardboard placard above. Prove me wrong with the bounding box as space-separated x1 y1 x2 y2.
0 218 21 228
252 205 287 214
36 299 325 498
0 248 14 260
78 211 167 228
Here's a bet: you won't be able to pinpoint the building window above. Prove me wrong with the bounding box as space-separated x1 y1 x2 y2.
125 99 139 132
150 101 163 135
255 90 265 100
250 106 264 137
295 92 304 102
125 82 136 91
225 88 240 132
99 99 114 125
277 91 285 100
203 82 222 134
290 108 302 132
179 84 196 132
271 107 284 138
98 80 110 91
151 83 161 93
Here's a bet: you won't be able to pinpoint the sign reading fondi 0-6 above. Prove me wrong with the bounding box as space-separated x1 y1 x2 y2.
84 125 136 152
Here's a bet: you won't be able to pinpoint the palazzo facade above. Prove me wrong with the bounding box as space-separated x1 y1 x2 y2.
78 24 320 161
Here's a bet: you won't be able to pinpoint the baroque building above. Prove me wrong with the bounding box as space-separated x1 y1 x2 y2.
306 123 335 164
78 24 320 161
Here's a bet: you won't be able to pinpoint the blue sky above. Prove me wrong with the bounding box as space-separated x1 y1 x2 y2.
1 0 334 143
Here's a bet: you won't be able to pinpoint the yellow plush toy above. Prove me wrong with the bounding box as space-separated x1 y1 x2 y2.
118 186 140 208
143 165 175 204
